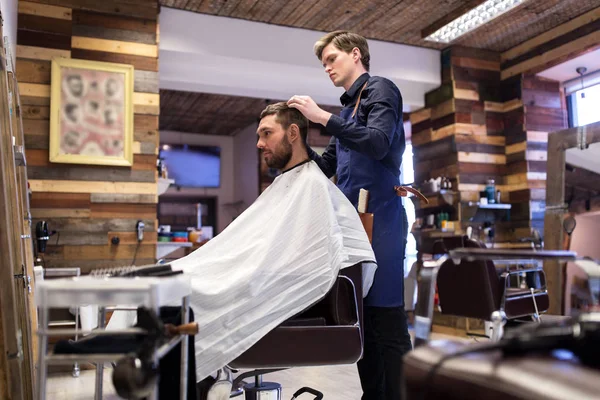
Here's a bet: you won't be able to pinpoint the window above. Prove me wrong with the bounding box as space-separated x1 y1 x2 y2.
401 143 417 277
569 83 600 127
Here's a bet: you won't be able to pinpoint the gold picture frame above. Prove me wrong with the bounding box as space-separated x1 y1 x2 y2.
49 58 134 166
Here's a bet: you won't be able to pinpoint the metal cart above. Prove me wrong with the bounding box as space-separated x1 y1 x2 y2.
35 274 192 400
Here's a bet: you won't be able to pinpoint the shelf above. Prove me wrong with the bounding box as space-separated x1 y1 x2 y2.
485 242 535 249
412 227 460 237
156 241 192 259
467 202 512 210
158 178 175 196
415 205 456 218
420 189 458 198
463 202 512 223
413 191 459 219
412 190 458 208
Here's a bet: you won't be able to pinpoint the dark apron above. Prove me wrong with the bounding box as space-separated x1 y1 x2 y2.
336 84 408 307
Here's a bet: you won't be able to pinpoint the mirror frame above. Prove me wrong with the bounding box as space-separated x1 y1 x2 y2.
544 120 600 314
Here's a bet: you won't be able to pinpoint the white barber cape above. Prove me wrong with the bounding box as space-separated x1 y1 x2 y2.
113 161 377 380
178 160 377 380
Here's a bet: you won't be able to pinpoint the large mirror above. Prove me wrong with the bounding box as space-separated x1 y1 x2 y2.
544 121 600 316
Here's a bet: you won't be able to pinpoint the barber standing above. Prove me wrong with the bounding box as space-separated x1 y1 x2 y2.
288 31 411 400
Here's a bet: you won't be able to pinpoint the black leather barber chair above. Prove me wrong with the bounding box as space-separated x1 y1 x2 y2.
223 262 363 399
205 213 374 400
402 249 599 400
432 236 549 339
403 335 600 400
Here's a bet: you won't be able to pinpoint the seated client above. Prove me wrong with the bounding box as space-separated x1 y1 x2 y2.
112 103 377 381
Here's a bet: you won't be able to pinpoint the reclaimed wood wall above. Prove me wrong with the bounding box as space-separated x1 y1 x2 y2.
500 7 600 80
410 7 600 247
411 43 567 246
503 74 566 236
16 0 160 273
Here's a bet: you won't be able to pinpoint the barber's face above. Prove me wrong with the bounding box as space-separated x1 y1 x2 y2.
321 43 360 88
256 115 292 170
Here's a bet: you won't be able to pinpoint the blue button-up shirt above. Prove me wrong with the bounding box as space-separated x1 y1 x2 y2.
308 73 408 307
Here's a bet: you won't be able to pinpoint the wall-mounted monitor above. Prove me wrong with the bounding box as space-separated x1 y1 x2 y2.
159 144 221 188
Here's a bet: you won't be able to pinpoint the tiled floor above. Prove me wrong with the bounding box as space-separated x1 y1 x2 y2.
46 367 119 400
45 364 360 400
44 331 475 399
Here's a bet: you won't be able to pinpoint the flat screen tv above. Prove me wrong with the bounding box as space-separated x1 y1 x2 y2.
159 144 221 188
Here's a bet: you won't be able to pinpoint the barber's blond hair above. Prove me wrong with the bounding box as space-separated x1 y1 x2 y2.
314 30 370 71
260 102 308 144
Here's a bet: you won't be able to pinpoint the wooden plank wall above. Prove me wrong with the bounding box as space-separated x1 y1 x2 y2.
504 75 566 236
500 7 600 80
16 0 160 273
411 44 567 246
411 46 510 237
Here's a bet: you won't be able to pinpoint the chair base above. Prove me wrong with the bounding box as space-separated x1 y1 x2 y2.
242 382 282 400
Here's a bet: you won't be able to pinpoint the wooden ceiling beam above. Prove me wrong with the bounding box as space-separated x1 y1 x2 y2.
502 6 600 62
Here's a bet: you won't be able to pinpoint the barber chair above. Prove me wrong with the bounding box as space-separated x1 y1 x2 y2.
402 336 600 400
432 236 549 340
219 262 364 399
201 212 372 400
402 249 600 400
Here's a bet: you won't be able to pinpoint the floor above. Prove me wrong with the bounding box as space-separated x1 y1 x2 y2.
45 364 361 400
44 331 476 399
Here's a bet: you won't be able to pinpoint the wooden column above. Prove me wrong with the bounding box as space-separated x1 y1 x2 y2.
412 46 513 241
503 75 567 239
0 29 27 400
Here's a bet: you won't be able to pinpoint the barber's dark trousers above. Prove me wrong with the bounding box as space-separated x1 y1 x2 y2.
357 306 413 400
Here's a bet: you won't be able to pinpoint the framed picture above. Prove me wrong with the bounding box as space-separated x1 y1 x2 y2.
49 58 134 166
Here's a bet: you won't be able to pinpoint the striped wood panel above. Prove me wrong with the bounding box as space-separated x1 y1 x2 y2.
411 45 566 246
17 0 160 271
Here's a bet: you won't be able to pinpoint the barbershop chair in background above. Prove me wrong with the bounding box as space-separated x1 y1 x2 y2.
402 248 598 400
402 331 600 400
432 236 549 340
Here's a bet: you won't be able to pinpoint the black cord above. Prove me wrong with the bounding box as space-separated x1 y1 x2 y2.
131 240 141 266
419 342 502 400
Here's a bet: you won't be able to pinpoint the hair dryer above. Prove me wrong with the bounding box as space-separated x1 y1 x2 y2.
35 221 50 255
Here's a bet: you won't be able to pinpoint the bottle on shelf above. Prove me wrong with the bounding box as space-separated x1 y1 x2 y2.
485 179 496 204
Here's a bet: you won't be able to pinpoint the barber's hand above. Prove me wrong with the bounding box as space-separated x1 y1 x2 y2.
287 95 332 126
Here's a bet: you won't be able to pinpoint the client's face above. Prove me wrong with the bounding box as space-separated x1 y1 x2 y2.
257 115 293 170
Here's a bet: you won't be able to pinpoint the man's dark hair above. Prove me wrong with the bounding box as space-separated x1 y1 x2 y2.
260 102 308 145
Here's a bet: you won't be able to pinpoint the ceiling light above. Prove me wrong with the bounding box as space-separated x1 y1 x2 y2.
425 0 526 43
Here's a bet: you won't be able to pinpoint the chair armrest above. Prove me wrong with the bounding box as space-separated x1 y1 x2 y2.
499 272 509 311
503 268 544 276
414 257 448 347
291 265 362 326
318 275 359 326
335 276 360 326
501 268 547 291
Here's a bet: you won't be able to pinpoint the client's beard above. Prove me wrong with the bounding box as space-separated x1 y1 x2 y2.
265 136 292 170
